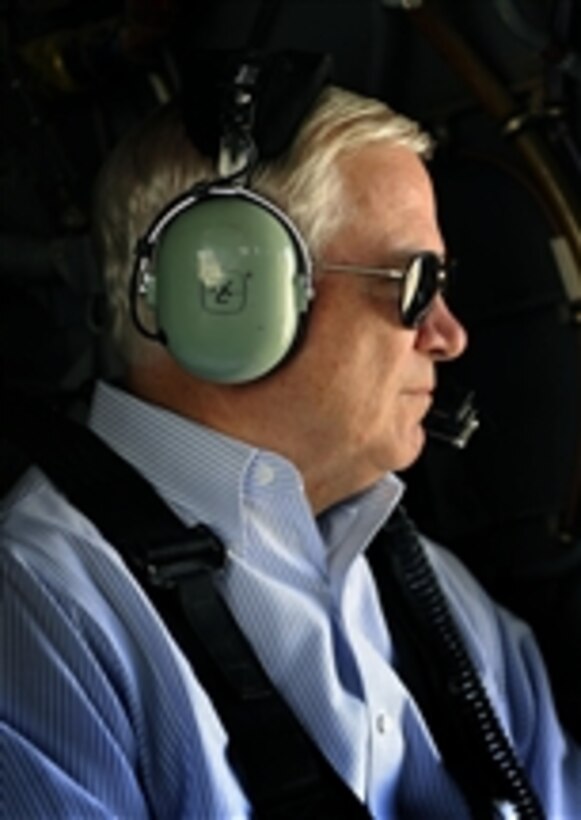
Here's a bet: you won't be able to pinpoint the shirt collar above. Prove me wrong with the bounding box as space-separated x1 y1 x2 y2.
89 381 254 544
89 381 405 578
321 474 404 585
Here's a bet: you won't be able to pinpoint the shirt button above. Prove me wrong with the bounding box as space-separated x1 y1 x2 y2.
256 463 275 486
376 712 394 735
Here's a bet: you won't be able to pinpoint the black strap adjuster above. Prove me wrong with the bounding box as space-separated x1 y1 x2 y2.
139 524 226 588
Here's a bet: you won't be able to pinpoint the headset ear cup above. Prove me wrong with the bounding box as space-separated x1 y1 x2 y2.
149 193 312 383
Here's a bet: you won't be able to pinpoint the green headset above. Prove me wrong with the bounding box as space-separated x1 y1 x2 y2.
130 53 329 384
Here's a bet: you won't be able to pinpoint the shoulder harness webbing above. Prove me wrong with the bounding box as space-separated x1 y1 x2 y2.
3 397 544 819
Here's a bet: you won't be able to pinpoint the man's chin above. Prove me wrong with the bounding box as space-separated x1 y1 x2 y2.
392 426 427 473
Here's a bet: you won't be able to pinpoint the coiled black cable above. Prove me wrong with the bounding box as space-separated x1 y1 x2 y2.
369 507 545 819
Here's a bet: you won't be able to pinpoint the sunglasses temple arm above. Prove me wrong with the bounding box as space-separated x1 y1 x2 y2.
319 264 404 281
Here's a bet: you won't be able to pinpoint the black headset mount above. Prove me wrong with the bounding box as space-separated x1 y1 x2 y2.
177 48 333 170
217 58 260 184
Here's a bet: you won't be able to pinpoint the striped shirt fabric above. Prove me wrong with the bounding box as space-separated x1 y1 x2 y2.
1 381 580 818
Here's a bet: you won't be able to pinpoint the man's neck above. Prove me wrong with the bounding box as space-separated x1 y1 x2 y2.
126 360 385 516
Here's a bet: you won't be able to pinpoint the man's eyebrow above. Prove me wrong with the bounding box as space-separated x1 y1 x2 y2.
375 248 446 267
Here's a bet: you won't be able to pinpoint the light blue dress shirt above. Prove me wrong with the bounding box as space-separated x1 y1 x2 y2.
1 381 580 818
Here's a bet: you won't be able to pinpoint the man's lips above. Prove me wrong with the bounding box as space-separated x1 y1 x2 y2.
405 385 435 395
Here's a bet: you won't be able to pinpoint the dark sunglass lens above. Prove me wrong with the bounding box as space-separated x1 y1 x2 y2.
401 253 444 327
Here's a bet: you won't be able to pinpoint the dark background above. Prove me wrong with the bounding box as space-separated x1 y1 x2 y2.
1 0 580 738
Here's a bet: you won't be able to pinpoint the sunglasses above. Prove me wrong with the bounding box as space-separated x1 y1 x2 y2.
320 251 451 328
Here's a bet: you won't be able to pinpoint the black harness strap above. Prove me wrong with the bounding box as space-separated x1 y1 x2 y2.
3 396 368 819
3 397 544 818
147 569 371 819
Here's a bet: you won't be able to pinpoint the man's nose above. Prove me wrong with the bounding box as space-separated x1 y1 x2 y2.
417 294 468 361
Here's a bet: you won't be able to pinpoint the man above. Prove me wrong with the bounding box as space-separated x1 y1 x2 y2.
2 84 580 818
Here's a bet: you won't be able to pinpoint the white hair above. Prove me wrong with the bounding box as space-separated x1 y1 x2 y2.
93 85 432 366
